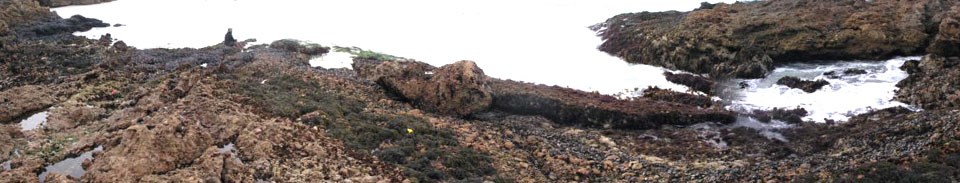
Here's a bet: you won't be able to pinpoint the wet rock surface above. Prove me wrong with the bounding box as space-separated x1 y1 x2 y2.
750 107 808 124
269 39 330 56
663 72 715 94
776 76 830 93
593 0 958 78
0 0 958 182
641 87 714 108
823 68 868 79
489 80 735 129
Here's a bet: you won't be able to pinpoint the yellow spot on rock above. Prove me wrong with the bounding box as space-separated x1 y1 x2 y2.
406 128 414 134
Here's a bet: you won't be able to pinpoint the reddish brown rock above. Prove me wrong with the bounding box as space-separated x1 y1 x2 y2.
43 172 77 183
0 85 58 123
355 60 492 116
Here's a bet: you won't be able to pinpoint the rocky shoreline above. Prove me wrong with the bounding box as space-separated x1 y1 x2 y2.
0 0 958 182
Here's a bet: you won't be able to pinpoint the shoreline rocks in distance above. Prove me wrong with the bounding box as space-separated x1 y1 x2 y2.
593 0 958 78
663 72 715 94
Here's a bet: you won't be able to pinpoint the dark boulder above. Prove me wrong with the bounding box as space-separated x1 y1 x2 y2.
751 107 808 124
641 87 714 108
823 68 868 79
24 15 109 36
663 72 715 94
776 76 830 93
900 59 921 74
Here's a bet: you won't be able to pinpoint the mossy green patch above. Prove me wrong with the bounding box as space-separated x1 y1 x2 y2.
313 112 496 182
226 72 363 119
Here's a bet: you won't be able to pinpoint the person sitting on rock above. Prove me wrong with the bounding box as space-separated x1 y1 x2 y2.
223 28 236 46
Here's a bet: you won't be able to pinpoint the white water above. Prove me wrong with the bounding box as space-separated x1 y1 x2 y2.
20 111 48 131
719 56 919 122
50 0 743 94
51 0 914 123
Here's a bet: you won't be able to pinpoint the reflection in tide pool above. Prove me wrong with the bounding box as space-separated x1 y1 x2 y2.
39 146 103 182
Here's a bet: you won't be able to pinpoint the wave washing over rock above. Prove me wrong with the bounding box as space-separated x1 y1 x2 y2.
1 0 959 182
720 56 920 122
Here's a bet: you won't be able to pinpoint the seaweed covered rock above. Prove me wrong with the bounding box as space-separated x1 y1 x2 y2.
823 68 868 79
663 72 715 94
641 87 714 108
750 107 808 124
593 0 957 78
354 60 493 116
269 39 329 56
896 55 960 109
777 76 830 93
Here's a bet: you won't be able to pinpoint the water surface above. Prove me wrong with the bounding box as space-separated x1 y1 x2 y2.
38 146 103 182
19 111 48 131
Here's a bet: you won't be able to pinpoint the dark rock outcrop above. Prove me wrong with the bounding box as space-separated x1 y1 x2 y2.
21 15 109 36
489 80 734 129
823 68 868 79
776 76 830 93
751 107 808 124
223 28 236 47
663 72 714 94
641 87 714 108
896 55 960 109
593 0 958 78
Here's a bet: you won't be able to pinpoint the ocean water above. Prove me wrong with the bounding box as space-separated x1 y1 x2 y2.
51 0 913 123
39 146 103 182
718 56 919 122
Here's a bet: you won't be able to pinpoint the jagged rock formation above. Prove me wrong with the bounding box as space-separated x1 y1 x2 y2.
776 76 830 93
